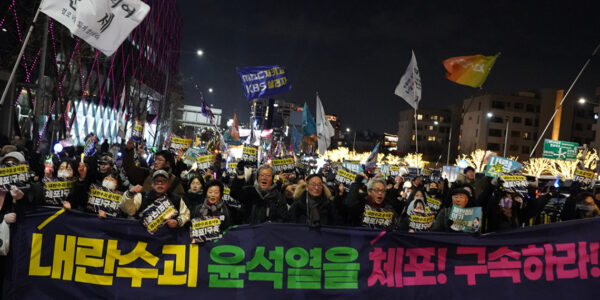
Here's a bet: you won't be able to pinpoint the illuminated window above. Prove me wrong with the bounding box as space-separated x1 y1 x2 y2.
417 114 423 120
428 136 436 141
429 125 434 131
412 135 415 141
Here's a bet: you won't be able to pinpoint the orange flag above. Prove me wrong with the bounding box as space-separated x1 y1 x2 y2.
443 53 500 88
230 112 240 140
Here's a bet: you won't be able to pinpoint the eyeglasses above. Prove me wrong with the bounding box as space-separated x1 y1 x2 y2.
308 183 322 188
370 188 385 194
153 179 168 185
258 173 273 178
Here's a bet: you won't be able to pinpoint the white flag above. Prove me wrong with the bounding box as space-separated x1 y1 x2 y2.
394 51 422 110
40 0 150 56
316 93 335 155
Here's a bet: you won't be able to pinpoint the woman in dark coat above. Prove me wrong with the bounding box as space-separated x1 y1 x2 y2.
192 180 233 231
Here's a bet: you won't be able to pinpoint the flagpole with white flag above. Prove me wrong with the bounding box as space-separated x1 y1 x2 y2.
0 6 42 106
39 0 150 56
394 50 422 154
316 92 335 155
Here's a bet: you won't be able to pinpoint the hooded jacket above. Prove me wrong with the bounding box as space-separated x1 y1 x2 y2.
289 182 339 226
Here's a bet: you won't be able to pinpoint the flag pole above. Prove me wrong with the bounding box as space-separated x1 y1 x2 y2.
529 41 600 157
0 6 42 106
410 50 420 171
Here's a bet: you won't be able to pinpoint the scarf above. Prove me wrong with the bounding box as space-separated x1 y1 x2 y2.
253 181 278 200
198 198 224 218
306 193 321 228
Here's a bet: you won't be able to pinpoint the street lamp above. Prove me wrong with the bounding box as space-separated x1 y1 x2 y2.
486 112 493 118
578 98 586 104
208 88 214 93
433 121 439 125
196 49 204 56
345 128 351 133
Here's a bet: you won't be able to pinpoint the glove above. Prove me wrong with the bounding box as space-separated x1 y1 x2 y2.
4 212 16 224
10 186 24 201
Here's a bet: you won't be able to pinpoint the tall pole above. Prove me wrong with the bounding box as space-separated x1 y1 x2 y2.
34 15 50 146
352 131 356 153
155 70 169 149
414 109 419 153
530 41 600 157
503 117 509 157
0 7 42 106
446 126 452 166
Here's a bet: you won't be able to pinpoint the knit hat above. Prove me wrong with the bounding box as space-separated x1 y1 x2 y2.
1 151 26 163
463 166 475 174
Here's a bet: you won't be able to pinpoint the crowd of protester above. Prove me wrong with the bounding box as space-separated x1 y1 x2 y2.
1 133 600 250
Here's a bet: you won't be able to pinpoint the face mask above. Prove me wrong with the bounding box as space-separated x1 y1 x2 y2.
500 197 513 209
576 204 595 212
57 170 73 179
102 180 117 191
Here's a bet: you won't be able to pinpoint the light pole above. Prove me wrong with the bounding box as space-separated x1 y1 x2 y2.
156 48 204 148
503 116 509 157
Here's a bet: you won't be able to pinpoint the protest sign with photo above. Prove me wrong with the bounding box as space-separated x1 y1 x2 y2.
449 205 482 233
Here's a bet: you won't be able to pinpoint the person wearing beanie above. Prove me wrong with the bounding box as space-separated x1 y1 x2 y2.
431 186 474 232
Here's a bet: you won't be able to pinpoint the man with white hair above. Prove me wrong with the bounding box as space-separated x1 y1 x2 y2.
229 163 289 224
344 176 400 230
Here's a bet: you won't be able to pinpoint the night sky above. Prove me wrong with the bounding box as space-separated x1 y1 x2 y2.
178 0 600 133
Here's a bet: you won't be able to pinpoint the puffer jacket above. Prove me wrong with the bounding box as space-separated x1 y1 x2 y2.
289 182 340 226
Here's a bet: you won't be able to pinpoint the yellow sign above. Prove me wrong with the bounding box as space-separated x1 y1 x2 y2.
196 155 215 164
147 207 177 232
90 189 121 202
272 158 294 166
337 169 357 181
365 210 393 220
409 215 435 223
575 169 594 179
500 175 527 182
0 165 28 176
243 146 257 156
45 181 75 190
192 218 221 230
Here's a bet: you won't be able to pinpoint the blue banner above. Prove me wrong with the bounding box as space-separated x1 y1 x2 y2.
237 65 291 101
3 207 600 298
